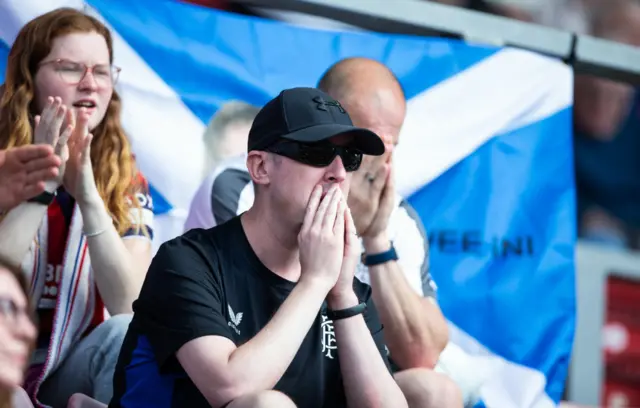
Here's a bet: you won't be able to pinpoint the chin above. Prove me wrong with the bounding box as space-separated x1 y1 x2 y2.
88 116 106 132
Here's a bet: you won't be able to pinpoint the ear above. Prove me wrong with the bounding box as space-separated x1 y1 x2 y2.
246 151 271 187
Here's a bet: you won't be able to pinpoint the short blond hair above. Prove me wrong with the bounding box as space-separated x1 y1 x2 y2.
202 101 260 177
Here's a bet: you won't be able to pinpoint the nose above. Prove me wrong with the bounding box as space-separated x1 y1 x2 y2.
16 314 37 343
325 155 347 184
77 70 99 92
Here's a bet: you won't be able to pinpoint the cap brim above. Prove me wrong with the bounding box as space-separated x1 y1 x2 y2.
281 124 385 156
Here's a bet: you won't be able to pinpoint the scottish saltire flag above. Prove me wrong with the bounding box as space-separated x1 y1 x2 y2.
1 0 576 406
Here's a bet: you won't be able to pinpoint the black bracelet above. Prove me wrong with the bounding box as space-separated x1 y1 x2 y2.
362 243 398 266
327 302 367 321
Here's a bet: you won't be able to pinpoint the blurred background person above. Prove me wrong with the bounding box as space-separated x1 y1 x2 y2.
185 100 259 231
573 0 640 249
201 100 259 180
0 262 37 408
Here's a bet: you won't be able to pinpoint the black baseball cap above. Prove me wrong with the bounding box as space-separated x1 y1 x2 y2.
248 87 385 155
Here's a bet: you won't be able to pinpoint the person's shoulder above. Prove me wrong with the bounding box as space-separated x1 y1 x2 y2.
129 155 150 191
155 225 224 264
126 168 154 211
392 196 427 238
210 155 251 201
207 155 253 224
393 195 420 224
172 216 242 256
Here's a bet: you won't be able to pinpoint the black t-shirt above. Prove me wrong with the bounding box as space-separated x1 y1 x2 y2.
109 215 389 408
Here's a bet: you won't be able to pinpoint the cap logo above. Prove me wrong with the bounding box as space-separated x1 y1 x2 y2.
313 96 345 113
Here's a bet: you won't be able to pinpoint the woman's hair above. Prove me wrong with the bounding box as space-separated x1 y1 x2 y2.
0 8 144 235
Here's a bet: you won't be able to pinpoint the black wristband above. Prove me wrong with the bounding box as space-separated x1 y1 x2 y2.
326 302 367 321
362 244 398 266
27 190 57 206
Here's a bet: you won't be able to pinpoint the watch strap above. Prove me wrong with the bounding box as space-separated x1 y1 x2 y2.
326 302 367 321
362 244 398 266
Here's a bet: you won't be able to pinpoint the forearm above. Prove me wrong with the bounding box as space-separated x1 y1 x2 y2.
0 200 49 270
225 280 328 394
80 196 142 315
365 239 448 369
330 292 407 408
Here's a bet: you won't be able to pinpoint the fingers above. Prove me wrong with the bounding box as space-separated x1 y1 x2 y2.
342 206 355 247
12 144 54 163
386 157 395 190
380 162 395 207
334 195 345 232
41 97 64 143
333 196 345 238
313 186 338 230
301 185 323 233
344 205 356 238
50 101 67 147
34 97 67 147
371 163 389 192
21 182 47 200
62 107 75 137
355 156 374 181
81 133 93 161
77 107 90 136
321 187 342 230
67 105 75 126
24 153 60 173
39 96 55 125
25 166 59 185
56 124 74 155
70 107 90 148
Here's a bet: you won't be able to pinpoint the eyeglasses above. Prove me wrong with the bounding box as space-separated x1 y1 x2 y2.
265 140 363 172
39 58 121 88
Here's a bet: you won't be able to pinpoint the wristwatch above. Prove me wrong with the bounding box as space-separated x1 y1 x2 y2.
27 190 57 206
361 243 398 266
327 302 367 321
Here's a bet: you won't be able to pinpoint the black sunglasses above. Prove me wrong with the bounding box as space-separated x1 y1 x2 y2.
265 140 363 172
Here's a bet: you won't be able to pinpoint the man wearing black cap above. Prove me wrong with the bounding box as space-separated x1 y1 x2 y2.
109 87 408 408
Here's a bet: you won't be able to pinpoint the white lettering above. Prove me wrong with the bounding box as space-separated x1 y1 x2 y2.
45 264 54 283
321 315 337 359
44 264 63 284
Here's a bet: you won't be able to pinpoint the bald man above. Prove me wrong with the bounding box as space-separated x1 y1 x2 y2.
318 58 463 407
184 58 464 407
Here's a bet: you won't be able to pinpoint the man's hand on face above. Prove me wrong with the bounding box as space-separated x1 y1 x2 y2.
347 151 395 253
347 154 388 236
361 157 395 252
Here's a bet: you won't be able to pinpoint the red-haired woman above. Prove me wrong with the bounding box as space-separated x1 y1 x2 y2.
0 8 154 407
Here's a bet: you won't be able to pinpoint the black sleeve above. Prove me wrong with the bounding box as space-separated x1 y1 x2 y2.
211 168 252 225
356 280 392 373
132 236 234 369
